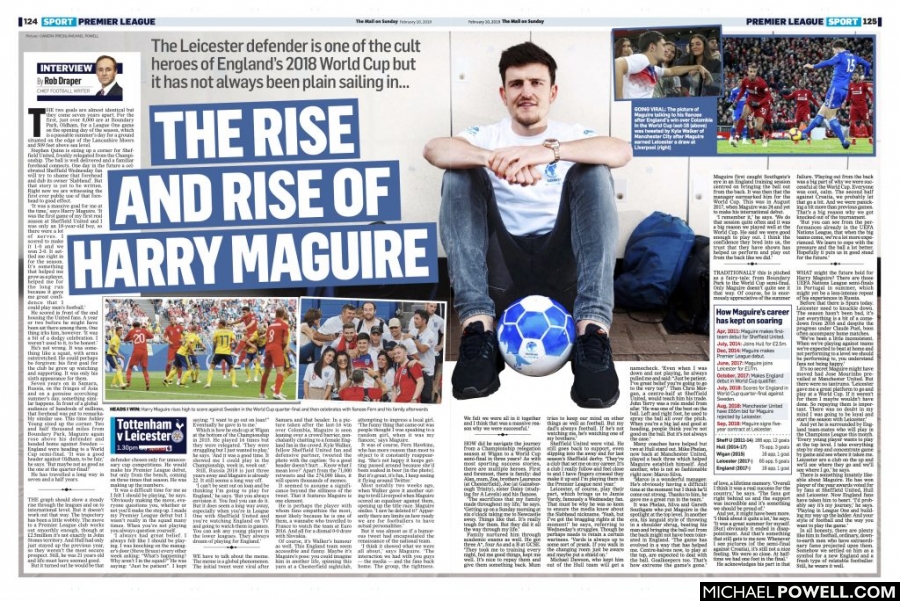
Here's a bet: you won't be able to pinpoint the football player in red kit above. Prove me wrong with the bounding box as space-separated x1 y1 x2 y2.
731 64 775 147
260 308 292 400
845 72 874 144
123 321 154 390
781 83 819 129
162 316 184 383
229 306 258 357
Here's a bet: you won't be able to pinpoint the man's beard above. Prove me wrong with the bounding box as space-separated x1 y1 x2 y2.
514 107 542 128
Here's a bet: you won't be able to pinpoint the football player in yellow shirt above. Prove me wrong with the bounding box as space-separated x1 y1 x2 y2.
243 329 264 383
164 325 202 387
106 325 125 388
205 320 239 388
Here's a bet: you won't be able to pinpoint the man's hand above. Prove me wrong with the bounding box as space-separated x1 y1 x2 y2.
688 65 712 82
505 164 544 186
487 145 554 185
698 65 712 82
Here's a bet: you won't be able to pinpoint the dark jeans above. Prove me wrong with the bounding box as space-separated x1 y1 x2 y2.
421 372 434 403
298 340 321 364
439 164 617 328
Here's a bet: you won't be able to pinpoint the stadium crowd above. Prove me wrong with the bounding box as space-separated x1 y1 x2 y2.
104 299 148 331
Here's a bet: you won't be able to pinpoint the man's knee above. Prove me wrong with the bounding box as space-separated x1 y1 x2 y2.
563 164 615 199
564 163 612 185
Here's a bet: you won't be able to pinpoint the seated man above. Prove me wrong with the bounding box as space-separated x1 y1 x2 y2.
424 41 632 408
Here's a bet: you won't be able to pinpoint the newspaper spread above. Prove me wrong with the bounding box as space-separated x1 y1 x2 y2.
12 2 899 600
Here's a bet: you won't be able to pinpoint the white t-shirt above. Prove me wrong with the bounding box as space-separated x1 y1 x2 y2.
319 315 345 336
396 337 418 358
357 317 386 335
457 118 596 236
299 323 315 346
428 314 444 346
304 364 335 389
409 328 438 375
622 53 663 99
319 315 360 348
407 313 445 343
381 368 395 399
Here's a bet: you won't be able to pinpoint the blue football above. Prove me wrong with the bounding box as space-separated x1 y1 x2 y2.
497 295 575 376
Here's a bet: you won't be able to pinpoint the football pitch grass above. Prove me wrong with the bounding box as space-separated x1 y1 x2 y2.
104 370 299 402
717 137 874 155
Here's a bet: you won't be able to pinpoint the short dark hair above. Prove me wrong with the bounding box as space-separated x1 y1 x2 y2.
414 309 429 321
342 322 355 331
95 55 117 69
638 31 665 53
357 332 370 342
833 39 847 50
341 303 358 313
219 319 226 327
499 41 558 85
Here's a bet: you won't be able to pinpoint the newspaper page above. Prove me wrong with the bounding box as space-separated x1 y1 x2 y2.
10 1 900 600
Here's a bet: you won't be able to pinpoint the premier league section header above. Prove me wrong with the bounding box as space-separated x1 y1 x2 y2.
65 98 438 295
744 16 879 26
40 17 157 27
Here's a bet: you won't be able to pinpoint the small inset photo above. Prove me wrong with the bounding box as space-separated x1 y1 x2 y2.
613 25 723 100
717 36 875 154
103 298 299 402
298 297 446 403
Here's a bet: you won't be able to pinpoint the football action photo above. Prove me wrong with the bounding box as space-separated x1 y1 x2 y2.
717 36 874 154
103 297 299 402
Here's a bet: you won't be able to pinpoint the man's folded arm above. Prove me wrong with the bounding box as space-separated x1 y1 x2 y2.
423 136 490 169
425 135 632 170
559 136 633 169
